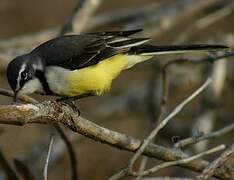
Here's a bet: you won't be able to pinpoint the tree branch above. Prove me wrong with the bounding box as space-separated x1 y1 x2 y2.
128 78 212 170
174 123 234 148
109 145 225 180
196 144 234 180
136 145 225 177
0 100 233 179
43 135 55 180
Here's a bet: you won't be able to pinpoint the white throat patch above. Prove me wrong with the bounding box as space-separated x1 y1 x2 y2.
45 66 70 95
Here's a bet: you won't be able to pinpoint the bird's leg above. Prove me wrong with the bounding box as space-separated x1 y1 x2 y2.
56 93 94 102
56 93 94 116
63 100 81 116
12 97 21 105
56 97 81 116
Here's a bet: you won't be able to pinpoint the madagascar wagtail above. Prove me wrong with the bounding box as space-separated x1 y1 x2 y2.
6 29 228 100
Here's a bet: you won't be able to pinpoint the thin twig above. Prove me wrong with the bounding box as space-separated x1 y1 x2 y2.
109 145 225 179
136 157 149 180
159 51 234 110
175 123 234 148
176 0 234 43
54 124 78 180
108 169 128 180
109 77 213 179
196 144 234 180
138 144 225 176
172 0 231 154
43 135 55 180
128 78 212 171
143 0 221 38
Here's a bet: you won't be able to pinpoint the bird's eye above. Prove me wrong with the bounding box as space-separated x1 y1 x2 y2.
21 71 27 79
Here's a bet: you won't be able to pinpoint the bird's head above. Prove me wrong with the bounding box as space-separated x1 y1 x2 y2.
7 54 42 100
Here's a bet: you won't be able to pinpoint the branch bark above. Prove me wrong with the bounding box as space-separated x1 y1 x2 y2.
174 123 234 148
196 144 234 180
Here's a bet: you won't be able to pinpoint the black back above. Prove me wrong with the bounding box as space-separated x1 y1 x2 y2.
30 29 149 70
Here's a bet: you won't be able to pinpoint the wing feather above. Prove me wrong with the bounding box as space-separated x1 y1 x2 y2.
30 29 146 70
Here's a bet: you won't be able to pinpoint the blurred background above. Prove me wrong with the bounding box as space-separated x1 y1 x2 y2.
0 0 234 179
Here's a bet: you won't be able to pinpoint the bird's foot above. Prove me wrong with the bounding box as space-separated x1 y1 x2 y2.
55 94 94 116
61 100 81 116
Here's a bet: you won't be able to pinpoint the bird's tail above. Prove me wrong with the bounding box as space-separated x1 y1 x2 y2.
124 44 228 69
129 44 228 56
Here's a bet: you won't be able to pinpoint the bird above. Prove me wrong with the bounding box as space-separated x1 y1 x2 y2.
6 29 228 100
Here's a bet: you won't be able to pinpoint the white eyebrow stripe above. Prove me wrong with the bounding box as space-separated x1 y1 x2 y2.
16 63 27 91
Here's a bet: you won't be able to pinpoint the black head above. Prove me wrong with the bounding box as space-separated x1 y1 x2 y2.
7 54 37 97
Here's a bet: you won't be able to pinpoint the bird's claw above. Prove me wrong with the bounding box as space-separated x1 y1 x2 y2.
61 100 81 116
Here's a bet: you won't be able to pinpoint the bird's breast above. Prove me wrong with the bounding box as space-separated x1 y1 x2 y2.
45 54 151 97
45 66 71 96
67 54 129 96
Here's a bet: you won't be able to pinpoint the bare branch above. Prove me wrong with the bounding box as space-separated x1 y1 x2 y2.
0 100 233 179
1 0 229 73
196 144 234 180
176 0 234 43
136 157 148 180
108 169 128 180
174 123 234 148
109 145 226 179
43 135 55 180
138 145 225 176
134 50 233 179
143 0 222 38
128 78 212 170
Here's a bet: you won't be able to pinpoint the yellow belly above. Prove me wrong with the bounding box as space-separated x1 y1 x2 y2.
66 54 129 96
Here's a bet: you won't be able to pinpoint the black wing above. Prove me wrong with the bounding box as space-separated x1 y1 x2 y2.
30 29 149 70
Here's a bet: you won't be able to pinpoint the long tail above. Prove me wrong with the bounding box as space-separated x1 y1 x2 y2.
129 44 228 55
124 44 228 69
